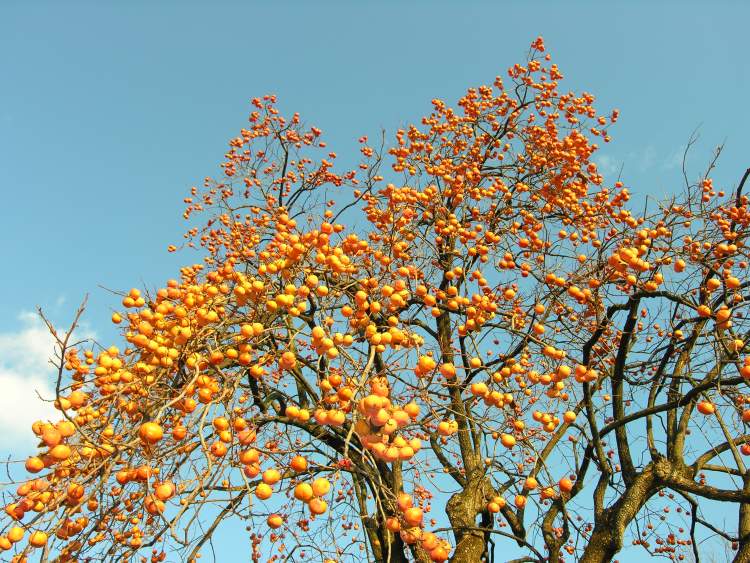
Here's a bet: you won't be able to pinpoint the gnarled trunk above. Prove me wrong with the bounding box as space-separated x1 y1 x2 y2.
580 466 658 563
446 476 493 562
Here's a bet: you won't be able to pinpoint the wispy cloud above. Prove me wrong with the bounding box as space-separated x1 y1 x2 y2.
594 154 622 177
662 144 687 171
595 144 686 179
0 311 94 449
636 145 656 172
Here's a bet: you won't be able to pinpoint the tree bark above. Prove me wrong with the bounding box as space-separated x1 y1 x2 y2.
733 471 750 563
446 476 494 562
579 465 658 563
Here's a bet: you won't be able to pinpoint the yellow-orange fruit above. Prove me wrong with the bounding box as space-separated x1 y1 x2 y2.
308 498 328 515
559 477 574 493
7 527 24 543
267 514 284 529
290 455 308 472
29 531 48 548
262 469 281 485
25 457 44 474
138 422 163 444
500 434 516 448
294 483 314 502
397 492 413 511
312 477 331 497
154 482 175 501
403 507 423 527
255 483 273 500
49 445 71 461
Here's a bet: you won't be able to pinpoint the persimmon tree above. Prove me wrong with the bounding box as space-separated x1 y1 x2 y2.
4 37 750 562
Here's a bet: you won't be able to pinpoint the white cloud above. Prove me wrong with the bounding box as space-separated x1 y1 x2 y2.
0 311 94 449
594 154 622 177
636 145 656 172
595 144 686 180
662 144 687 171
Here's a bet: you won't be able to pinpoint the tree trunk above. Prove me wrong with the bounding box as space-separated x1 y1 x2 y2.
733 542 750 563
579 525 622 563
733 471 750 563
579 466 658 563
446 476 493 562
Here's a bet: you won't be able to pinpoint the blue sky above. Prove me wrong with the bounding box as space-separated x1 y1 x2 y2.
2 0 749 337
1 1 748 560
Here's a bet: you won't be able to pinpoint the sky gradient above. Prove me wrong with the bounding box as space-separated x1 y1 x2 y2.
2 1 748 332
